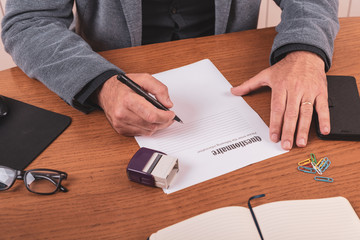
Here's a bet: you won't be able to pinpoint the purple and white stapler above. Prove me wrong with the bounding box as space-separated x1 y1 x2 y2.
127 147 179 189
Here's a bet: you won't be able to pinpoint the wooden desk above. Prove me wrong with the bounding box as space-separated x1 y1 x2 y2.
1 18 359 240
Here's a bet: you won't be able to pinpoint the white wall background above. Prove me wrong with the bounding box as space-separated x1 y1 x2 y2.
0 0 359 71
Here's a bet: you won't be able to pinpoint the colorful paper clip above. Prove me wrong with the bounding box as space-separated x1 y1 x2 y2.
314 176 334 183
310 153 317 164
298 158 311 166
316 157 326 167
297 166 316 174
318 157 331 173
310 161 323 175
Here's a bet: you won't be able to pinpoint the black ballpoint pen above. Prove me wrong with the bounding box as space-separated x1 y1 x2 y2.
117 74 183 123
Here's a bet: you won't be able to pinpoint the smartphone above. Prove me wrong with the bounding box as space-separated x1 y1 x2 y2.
314 75 360 141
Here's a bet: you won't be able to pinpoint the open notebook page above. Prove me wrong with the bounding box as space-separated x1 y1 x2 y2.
136 59 287 193
150 206 259 240
256 196 360 239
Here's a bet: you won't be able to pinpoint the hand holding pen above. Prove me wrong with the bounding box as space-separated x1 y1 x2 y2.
96 73 180 136
117 74 182 123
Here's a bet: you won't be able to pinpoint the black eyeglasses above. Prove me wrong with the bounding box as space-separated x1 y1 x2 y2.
0 165 68 195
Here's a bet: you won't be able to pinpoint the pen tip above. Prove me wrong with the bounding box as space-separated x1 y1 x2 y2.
174 115 183 123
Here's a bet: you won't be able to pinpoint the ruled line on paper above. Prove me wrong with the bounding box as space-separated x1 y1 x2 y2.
152 108 252 154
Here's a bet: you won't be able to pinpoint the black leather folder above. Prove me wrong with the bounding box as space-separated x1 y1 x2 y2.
0 96 71 169
315 75 360 141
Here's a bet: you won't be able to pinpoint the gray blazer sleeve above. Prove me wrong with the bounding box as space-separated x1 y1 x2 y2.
271 0 339 68
1 0 122 111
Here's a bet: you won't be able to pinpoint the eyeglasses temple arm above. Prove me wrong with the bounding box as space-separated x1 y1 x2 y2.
59 185 68 192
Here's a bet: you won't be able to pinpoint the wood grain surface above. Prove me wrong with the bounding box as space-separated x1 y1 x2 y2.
0 18 359 240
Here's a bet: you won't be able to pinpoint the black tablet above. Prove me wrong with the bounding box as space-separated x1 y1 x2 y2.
315 75 360 141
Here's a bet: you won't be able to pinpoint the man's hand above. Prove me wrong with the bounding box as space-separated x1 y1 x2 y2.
231 51 330 150
95 74 175 136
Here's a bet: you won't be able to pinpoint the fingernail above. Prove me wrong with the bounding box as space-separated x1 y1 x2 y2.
323 127 330 134
271 134 278 142
298 138 306 147
282 140 291 150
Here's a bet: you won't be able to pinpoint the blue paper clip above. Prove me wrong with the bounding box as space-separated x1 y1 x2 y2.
314 176 334 183
297 166 316 174
319 157 331 173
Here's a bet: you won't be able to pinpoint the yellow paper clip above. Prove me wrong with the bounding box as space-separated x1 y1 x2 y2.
298 158 311 166
311 161 322 175
316 158 326 167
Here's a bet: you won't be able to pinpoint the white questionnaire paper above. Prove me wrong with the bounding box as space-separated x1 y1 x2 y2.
135 59 287 194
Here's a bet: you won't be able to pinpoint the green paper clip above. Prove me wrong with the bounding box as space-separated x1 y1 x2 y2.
310 153 317 164
314 176 333 183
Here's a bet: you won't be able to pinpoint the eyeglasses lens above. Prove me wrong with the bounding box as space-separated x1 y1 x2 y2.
0 167 16 190
25 170 60 194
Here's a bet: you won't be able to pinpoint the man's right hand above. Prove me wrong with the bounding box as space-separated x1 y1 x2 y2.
95 74 176 136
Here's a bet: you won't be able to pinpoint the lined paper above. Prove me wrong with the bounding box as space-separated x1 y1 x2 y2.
152 107 251 154
135 59 287 194
256 197 360 239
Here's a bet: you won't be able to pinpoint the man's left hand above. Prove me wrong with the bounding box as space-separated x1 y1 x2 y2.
231 51 330 150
